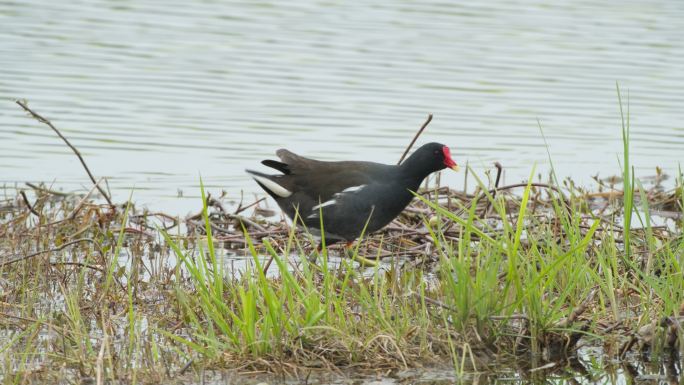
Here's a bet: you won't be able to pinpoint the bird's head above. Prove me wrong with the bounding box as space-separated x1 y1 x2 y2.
403 142 460 176
440 145 460 171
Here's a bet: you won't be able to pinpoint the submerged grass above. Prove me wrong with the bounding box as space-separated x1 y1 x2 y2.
1 122 684 383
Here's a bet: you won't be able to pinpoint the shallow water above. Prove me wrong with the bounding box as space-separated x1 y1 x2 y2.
1 0 683 213
182 347 683 384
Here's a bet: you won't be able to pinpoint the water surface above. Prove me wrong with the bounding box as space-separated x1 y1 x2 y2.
1 0 683 213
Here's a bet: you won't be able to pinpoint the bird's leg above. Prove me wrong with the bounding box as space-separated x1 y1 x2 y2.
343 241 355 258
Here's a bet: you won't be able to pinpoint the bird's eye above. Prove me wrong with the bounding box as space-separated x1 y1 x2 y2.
434 150 439 155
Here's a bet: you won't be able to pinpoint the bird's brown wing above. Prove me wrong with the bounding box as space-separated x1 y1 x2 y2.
274 149 386 205
275 149 326 173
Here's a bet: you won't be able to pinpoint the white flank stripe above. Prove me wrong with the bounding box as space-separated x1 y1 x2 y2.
341 184 366 193
250 174 292 197
311 199 336 211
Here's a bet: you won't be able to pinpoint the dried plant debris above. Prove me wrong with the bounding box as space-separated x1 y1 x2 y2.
0 172 683 383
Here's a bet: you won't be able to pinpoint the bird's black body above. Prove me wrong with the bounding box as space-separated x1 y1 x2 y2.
247 142 457 244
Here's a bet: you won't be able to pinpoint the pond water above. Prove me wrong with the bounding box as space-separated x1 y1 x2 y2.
1 0 683 214
183 347 683 384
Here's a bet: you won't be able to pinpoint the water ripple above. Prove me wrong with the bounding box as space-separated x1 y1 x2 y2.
1 0 683 211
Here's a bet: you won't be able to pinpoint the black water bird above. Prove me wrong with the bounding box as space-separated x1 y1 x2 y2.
246 142 459 246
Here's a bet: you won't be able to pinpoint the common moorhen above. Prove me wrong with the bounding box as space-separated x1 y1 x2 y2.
246 142 458 245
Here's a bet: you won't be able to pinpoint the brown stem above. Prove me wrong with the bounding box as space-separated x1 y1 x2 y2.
398 114 433 165
483 162 503 216
20 190 40 217
492 162 503 198
234 197 266 215
67 177 104 219
15 100 115 208
0 238 95 267
25 182 70 196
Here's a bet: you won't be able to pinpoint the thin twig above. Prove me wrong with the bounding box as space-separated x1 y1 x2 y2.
412 291 456 312
0 238 95 267
483 162 503 216
491 162 503 200
202 196 267 231
398 114 433 165
50 261 105 273
0 311 70 337
15 100 114 208
67 177 104 219
262 255 274 276
19 190 40 217
179 360 194 376
26 182 70 197
131 212 179 231
235 197 266 215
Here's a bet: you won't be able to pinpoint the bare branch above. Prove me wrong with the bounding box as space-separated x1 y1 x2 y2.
0 238 95 267
19 190 40 217
15 100 115 208
398 114 433 165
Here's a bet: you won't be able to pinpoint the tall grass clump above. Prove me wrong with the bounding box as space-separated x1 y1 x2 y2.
160 179 450 368
158 108 683 372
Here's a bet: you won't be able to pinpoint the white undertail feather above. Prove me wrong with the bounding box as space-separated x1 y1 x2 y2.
342 184 366 193
248 172 292 198
311 199 336 211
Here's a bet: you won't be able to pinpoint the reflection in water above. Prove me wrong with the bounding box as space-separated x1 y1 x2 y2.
183 355 684 385
189 350 683 384
504 353 682 385
1 0 683 213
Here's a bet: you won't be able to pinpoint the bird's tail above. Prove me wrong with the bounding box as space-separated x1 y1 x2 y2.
245 169 292 198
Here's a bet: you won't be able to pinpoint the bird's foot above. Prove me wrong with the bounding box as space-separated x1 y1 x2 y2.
341 241 355 257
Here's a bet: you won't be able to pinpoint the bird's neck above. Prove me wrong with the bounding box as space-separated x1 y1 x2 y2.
399 155 434 182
